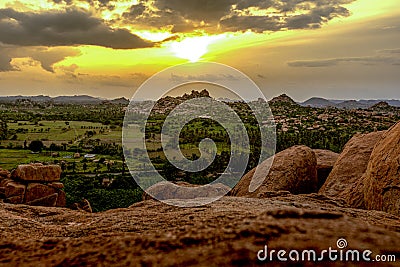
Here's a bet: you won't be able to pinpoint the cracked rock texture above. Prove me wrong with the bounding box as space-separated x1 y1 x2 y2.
0 195 399 266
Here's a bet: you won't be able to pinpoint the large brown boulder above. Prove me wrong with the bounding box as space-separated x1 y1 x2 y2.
313 149 339 189
11 164 61 182
319 131 384 208
0 169 10 179
25 183 57 203
231 145 318 197
144 181 230 201
364 122 400 216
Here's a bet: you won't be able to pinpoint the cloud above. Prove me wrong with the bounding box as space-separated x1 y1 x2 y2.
220 15 282 33
0 45 81 72
153 0 236 22
0 8 152 49
0 53 17 72
121 0 355 34
170 73 240 82
287 48 400 67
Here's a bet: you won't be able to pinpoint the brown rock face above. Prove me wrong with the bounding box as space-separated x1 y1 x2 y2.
5 181 26 198
144 182 231 201
4 195 24 204
26 193 58 207
231 145 318 197
11 164 61 182
364 122 400 216
25 183 57 203
0 196 399 266
313 149 339 188
0 169 10 179
319 131 384 208
56 190 67 207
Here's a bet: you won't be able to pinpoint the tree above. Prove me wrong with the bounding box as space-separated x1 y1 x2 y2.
83 162 88 173
29 140 44 152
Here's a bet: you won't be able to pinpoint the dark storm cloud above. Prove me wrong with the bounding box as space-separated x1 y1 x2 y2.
0 53 17 72
287 49 400 67
153 0 236 22
0 8 152 49
123 3 147 19
122 0 356 34
51 0 114 9
0 44 81 72
235 0 275 10
220 15 282 33
284 6 350 30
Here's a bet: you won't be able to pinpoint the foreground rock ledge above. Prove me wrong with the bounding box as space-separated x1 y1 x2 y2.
0 195 399 266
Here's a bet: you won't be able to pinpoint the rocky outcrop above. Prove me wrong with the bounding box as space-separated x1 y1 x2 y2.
364 122 400 216
0 195 399 266
269 93 298 105
143 181 230 201
71 199 93 213
11 164 61 182
313 149 339 188
231 145 318 197
319 131 384 208
0 164 65 207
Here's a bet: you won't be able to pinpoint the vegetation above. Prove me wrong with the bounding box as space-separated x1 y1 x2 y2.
1 92 399 211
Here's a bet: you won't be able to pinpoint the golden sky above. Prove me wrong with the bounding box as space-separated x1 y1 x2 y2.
0 0 399 100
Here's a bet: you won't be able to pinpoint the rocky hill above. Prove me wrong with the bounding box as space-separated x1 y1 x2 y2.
301 97 336 108
269 94 298 105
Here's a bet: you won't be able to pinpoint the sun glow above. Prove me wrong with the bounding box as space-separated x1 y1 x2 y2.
168 35 225 62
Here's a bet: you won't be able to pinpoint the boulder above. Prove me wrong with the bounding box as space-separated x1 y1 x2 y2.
26 193 58 207
312 149 339 188
11 164 61 182
56 190 66 207
4 195 24 204
143 181 230 201
364 122 400 216
319 131 384 208
72 199 92 213
231 145 318 197
4 181 26 198
25 183 57 203
0 169 10 179
48 182 64 189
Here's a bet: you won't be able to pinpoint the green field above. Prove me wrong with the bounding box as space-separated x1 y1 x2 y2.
0 148 124 172
5 120 122 146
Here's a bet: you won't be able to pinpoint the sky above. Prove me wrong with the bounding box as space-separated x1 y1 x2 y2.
0 0 399 101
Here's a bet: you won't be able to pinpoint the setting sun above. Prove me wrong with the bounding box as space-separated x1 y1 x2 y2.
168 35 225 62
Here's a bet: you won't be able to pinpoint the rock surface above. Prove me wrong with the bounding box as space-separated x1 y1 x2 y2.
313 149 339 188
231 145 318 197
319 131 384 208
0 195 399 266
364 122 400 216
143 181 231 201
11 164 61 182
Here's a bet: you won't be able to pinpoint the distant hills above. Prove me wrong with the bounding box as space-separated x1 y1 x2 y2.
0 93 399 109
299 97 400 109
0 95 129 105
268 94 400 109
